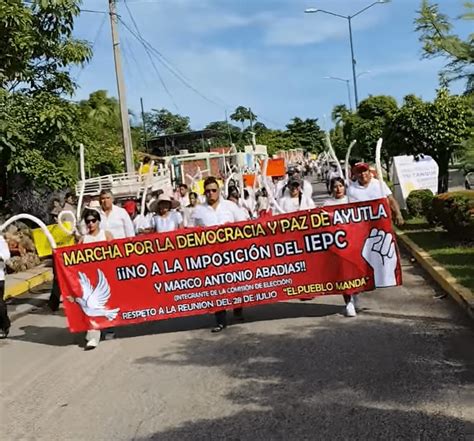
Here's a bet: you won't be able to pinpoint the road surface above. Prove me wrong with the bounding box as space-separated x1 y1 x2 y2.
1 181 473 440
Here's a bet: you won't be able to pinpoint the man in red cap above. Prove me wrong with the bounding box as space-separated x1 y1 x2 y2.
347 162 404 226
345 162 403 317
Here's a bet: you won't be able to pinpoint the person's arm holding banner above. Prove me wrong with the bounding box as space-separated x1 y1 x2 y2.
388 194 404 227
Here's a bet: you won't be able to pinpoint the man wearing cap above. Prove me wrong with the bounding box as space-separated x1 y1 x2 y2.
347 162 404 226
279 177 315 213
345 162 403 317
191 176 248 333
279 168 313 200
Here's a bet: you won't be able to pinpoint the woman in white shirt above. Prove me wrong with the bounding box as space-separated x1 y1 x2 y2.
279 178 315 213
77 209 114 349
323 177 358 318
256 187 270 217
79 209 113 244
152 194 183 233
323 177 349 206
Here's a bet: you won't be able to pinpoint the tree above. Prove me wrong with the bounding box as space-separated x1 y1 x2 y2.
331 104 351 126
335 95 399 170
388 88 473 192
205 120 241 144
0 0 91 94
415 1 474 93
0 89 83 193
285 117 325 153
257 129 296 156
230 106 257 130
78 90 128 176
145 108 190 136
247 121 268 136
0 0 92 203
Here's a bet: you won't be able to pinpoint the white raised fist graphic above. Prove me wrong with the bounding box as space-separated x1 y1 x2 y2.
362 228 398 287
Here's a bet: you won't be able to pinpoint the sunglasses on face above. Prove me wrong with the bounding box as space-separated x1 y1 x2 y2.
86 218 98 224
205 188 218 194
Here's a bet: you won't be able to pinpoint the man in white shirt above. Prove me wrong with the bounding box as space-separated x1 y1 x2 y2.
347 162 404 226
97 190 135 340
192 178 248 228
344 162 404 317
0 234 11 338
191 176 248 332
99 190 136 239
176 184 190 209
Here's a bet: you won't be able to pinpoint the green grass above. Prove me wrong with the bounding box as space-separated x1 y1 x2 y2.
400 218 474 292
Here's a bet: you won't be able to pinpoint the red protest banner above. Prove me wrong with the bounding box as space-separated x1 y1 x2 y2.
54 199 402 332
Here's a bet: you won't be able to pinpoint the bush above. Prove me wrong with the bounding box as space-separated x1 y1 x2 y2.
406 189 434 218
431 190 474 240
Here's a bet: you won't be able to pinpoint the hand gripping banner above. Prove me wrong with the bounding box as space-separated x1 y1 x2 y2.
54 199 402 332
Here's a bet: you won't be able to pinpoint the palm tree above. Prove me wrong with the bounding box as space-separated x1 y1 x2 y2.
230 106 257 130
331 104 350 126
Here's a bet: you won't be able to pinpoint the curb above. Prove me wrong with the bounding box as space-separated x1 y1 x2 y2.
396 231 474 320
5 267 53 299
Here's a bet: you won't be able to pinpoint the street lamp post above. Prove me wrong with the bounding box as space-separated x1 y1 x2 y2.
324 76 352 110
305 1 389 108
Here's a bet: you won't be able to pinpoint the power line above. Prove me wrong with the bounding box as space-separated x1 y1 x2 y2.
123 0 191 84
118 7 228 110
122 0 179 110
118 17 179 111
120 1 284 128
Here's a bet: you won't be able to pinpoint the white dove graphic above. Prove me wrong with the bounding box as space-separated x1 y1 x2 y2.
74 270 119 321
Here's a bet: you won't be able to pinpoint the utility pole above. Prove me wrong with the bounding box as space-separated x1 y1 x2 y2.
248 107 254 131
140 97 148 152
348 17 359 108
108 0 134 173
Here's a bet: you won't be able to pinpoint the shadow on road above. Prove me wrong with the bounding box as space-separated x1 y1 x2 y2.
8 302 342 347
9 325 79 347
132 317 474 440
117 301 342 340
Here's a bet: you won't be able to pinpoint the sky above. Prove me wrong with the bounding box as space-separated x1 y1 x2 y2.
71 0 471 130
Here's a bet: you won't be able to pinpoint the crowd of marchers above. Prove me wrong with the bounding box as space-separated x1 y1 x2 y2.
0 157 403 348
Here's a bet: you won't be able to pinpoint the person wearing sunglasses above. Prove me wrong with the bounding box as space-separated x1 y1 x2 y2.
78 209 113 245
191 176 248 333
77 209 113 350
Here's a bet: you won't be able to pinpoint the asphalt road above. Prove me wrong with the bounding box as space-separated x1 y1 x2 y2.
1 181 473 440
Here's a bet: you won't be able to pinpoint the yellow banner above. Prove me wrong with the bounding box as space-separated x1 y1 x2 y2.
32 223 75 257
